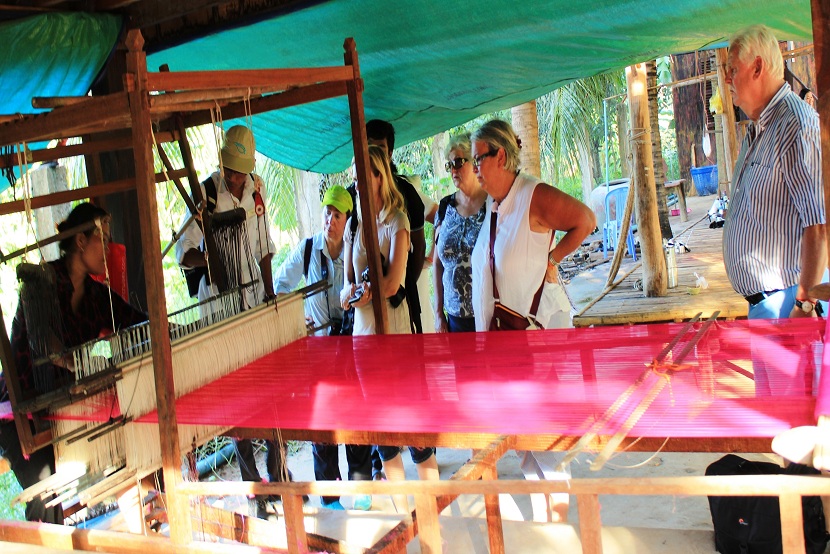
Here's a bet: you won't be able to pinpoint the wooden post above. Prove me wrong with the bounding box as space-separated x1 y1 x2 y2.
482 464 505 554
715 48 739 190
282 494 308 554
625 63 667 297
577 494 603 554
344 37 388 333
124 29 192 544
812 0 830 265
413 493 442 553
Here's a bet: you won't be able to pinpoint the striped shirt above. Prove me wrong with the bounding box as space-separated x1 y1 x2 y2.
723 83 824 297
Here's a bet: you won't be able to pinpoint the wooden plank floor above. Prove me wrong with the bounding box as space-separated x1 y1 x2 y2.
573 195 747 327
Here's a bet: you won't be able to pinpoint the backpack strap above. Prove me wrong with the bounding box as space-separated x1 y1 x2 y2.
201 175 217 215
302 238 313 279
434 194 452 241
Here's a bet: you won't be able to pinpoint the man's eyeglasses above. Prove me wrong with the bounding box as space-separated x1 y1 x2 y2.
444 158 468 172
472 149 498 169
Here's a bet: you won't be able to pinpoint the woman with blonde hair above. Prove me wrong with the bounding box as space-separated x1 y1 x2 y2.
341 144 411 335
470 119 595 522
341 145 438 512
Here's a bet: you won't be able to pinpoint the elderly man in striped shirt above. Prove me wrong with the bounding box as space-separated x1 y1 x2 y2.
722 24 826 321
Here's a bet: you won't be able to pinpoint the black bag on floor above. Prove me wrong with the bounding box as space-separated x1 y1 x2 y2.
706 454 829 554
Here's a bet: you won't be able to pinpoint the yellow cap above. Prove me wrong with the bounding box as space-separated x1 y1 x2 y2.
321 185 353 214
221 125 256 174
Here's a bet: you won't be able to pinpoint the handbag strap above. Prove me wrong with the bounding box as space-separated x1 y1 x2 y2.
489 210 545 317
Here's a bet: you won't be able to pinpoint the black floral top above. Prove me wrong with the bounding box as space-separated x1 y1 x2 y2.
435 194 486 318
1 258 148 402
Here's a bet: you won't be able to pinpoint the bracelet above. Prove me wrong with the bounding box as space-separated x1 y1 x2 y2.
547 253 559 267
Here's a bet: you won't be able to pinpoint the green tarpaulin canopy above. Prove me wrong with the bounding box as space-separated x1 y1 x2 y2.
2 1 815 177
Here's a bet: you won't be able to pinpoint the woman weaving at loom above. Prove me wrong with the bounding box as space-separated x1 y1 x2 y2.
0 202 148 524
470 119 595 523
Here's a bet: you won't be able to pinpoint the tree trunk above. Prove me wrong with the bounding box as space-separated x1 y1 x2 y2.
616 101 630 179
577 123 594 204
626 62 667 297
511 100 541 176
671 52 713 198
430 131 448 197
647 60 673 240
293 168 322 241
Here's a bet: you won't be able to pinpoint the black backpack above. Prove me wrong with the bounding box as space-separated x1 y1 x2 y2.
183 177 218 297
706 454 829 554
303 238 353 336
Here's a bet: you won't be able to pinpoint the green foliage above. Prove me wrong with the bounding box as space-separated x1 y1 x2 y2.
0 471 25 521
537 70 627 187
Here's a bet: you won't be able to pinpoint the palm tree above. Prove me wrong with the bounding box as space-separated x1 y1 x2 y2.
536 71 626 202
511 100 541 176
647 60 673 240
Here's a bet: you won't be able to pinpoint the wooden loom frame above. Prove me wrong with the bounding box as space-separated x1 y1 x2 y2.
0 28 392 547
0 2 829 551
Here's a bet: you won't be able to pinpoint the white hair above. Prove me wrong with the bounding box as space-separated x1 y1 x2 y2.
729 25 784 79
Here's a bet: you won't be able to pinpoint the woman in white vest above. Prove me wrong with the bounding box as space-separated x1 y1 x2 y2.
470 119 595 523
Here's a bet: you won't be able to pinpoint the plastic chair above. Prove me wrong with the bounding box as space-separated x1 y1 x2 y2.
602 186 637 261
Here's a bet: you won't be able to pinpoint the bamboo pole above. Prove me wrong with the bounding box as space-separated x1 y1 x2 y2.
625 62 667 297
603 184 636 287
125 29 192 545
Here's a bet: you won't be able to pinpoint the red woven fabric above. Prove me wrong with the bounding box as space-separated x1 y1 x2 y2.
131 318 825 439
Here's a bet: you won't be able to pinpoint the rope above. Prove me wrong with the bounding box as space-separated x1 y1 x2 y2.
17 141 46 263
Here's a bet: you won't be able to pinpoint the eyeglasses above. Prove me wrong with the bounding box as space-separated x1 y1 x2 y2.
472 149 498 169
444 158 468 172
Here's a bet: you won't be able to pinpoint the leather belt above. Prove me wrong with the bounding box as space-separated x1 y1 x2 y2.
744 289 782 306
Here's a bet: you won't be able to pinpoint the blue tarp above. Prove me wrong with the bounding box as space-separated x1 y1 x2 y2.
0 13 121 190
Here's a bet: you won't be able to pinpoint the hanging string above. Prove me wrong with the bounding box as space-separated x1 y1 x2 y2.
94 216 118 336
17 141 46 264
150 122 178 242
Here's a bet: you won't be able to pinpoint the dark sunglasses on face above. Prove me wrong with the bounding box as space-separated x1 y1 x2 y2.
472 149 498 169
445 158 468 172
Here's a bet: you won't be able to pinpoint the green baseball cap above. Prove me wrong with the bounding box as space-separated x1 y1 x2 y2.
321 185 353 214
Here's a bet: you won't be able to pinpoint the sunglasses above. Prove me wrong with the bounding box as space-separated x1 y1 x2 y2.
472 150 498 169
444 158 468 172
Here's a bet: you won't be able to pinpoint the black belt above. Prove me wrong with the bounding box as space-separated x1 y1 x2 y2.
744 289 782 306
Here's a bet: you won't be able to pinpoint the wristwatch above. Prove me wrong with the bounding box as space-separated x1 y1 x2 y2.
795 298 815 314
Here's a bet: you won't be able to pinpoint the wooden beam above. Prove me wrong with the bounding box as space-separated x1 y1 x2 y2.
192 501 361 554
368 436 514 554
625 62 667 297
0 519 284 553
147 66 353 93
0 132 140 171
31 96 88 109
0 92 131 145
125 28 192 545
233 427 772 453
343 37 388 333
178 80 348 134
812 0 830 266
0 169 186 217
